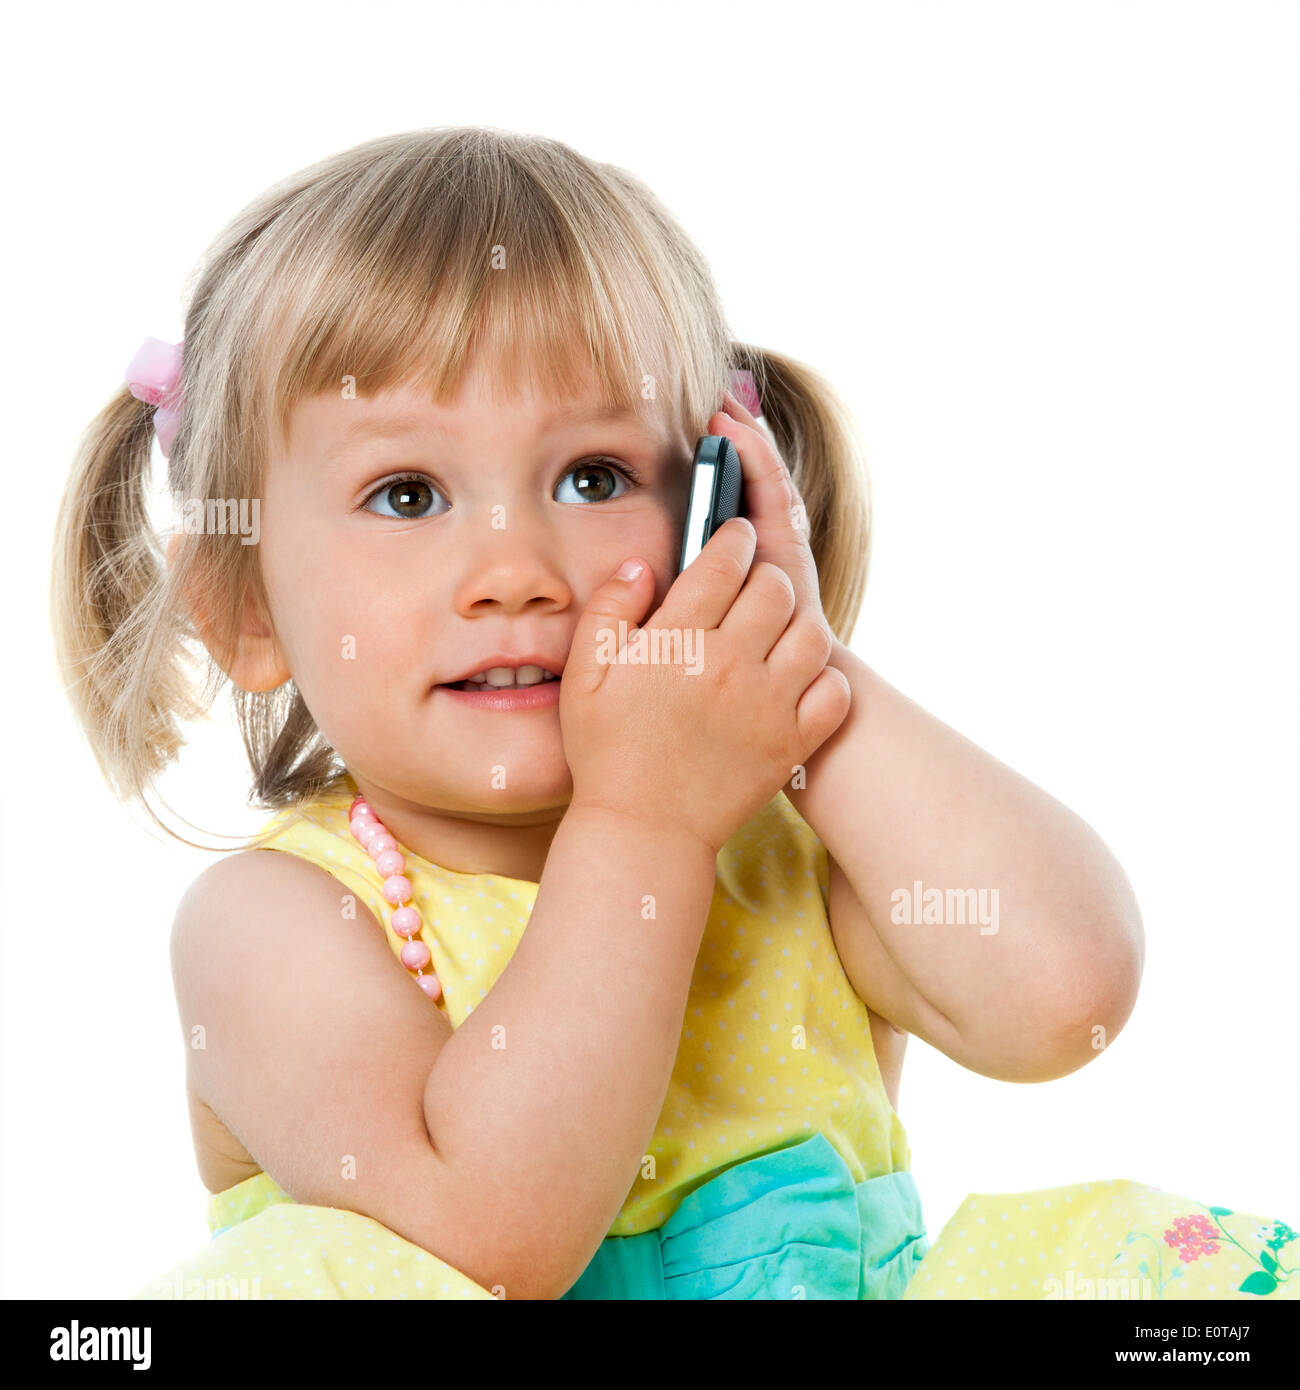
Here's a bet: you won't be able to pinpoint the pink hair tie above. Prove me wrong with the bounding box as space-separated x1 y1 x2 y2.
125 337 184 458
728 368 762 417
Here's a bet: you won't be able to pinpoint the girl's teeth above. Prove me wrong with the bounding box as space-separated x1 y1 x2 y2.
465 665 557 688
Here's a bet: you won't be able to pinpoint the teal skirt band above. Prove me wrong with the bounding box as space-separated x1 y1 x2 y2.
560 1132 930 1300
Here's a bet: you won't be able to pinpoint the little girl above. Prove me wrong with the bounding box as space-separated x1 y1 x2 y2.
52 126 1296 1301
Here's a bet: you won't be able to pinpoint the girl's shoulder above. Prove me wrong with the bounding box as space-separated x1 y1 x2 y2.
169 824 453 1208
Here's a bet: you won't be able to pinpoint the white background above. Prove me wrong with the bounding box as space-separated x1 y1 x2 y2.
3 1 1296 1298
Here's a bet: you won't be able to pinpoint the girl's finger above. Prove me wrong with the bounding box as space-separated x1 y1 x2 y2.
708 409 801 536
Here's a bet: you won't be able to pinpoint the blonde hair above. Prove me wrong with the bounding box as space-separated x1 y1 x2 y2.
50 125 872 845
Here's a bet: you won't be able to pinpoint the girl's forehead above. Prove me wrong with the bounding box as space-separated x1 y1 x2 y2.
280 375 684 463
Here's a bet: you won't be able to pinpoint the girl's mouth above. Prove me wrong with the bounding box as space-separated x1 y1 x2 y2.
436 667 558 711
443 665 560 693
435 676 561 710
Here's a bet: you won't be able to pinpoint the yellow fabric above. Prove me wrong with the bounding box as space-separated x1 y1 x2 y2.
134 781 910 1299
902 1180 1299 1301
134 778 1300 1295
132 776 1300 1301
139 1196 498 1300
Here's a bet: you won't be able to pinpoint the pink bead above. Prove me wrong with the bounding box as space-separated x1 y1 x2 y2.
375 848 405 876
344 801 441 1005
391 906 422 937
401 940 431 970
351 817 381 845
382 874 412 905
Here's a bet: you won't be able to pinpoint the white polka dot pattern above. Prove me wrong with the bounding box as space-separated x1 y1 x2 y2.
243 783 911 1233
135 781 914 1299
903 1180 1300 1301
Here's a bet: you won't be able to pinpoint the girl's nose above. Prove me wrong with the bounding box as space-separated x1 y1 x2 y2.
449 533 572 616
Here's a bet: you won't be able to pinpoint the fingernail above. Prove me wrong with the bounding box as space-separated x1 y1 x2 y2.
616 558 644 581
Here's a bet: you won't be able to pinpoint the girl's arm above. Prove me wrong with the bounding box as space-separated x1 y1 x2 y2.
707 391 1142 1083
786 641 1145 1081
173 812 716 1304
421 803 718 1298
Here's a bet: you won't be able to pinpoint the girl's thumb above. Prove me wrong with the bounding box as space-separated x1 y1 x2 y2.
566 557 653 684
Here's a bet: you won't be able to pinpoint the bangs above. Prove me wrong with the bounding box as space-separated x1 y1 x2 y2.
234 133 697 453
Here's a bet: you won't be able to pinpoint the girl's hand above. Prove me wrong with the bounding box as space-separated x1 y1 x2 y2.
560 520 851 857
708 387 833 648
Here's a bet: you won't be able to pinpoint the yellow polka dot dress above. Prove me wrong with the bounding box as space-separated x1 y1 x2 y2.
132 776 1299 1300
134 780 919 1300
902 1182 1300 1302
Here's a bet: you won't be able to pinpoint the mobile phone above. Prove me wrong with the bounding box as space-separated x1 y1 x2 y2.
676 435 746 575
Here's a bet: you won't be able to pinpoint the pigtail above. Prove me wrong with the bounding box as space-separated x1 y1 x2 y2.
50 387 208 803
729 342 872 645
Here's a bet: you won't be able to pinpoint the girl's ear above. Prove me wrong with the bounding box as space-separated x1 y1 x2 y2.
166 533 291 693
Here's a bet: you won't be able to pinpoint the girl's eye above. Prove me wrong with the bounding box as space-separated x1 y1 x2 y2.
362 474 448 519
554 459 637 504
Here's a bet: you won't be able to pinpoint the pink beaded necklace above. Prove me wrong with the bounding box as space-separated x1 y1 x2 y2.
348 792 443 1002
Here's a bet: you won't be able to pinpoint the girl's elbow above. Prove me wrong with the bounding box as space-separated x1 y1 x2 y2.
1044 916 1144 1077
